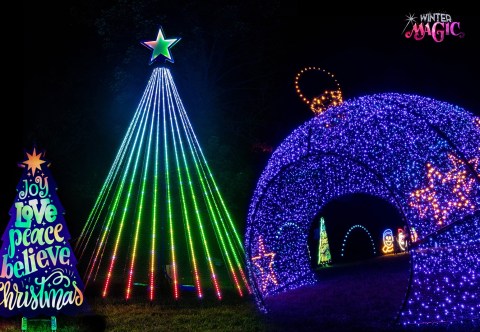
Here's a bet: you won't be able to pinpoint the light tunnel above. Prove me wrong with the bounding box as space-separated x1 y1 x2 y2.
245 93 480 325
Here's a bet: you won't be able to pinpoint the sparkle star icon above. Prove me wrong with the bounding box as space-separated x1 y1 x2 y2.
252 236 278 292
402 13 417 35
141 26 180 65
21 148 46 175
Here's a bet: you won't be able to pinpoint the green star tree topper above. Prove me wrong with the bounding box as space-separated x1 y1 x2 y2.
141 26 180 64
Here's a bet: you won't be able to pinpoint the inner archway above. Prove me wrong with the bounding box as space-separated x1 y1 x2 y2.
340 224 377 260
298 194 412 330
308 193 405 265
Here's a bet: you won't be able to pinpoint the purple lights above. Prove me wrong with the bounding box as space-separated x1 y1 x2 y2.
245 93 480 326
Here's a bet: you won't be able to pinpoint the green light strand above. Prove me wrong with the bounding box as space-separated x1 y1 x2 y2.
84 71 156 286
78 73 153 259
161 69 179 299
166 71 221 299
165 69 203 298
89 74 157 283
169 82 245 254
169 75 249 291
126 68 158 299
150 68 161 301
176 95 250 293
173 83 244 296
102 69 158 297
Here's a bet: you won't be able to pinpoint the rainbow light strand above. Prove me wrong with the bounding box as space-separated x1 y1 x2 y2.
76 68 249 300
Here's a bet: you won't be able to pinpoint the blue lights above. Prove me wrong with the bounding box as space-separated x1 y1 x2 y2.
245 93 479 326
340 224 376 257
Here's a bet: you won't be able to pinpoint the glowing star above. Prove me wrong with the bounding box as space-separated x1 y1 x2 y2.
475 117 480 129
409 154 478 226
252 236 278 292
141 27 180 64
22 148 46 175
382 229 394 254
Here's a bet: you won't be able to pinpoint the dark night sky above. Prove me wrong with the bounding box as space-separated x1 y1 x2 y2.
16 3 480 237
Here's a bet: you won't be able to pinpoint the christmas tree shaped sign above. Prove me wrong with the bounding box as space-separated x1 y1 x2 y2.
0 148 85 318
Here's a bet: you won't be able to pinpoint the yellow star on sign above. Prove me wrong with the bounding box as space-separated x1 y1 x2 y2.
23 148 46 175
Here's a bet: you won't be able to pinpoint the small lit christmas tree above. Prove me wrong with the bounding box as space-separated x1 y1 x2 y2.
0 148 85 318
317 217 331 265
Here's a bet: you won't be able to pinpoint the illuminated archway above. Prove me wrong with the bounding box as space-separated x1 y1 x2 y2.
246 93 480 326
340 224 377 258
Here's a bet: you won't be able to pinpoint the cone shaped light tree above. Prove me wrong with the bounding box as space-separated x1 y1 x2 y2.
317 217 331 265
76 27 250 300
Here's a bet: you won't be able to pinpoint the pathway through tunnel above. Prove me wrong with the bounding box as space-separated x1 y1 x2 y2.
265 194 412 331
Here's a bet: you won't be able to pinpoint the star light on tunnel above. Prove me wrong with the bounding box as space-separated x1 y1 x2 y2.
252 236 278 292
409 154 477 226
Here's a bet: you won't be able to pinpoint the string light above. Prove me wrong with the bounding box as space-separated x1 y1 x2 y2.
409 154 477 227
245 92 480 326
251 236 278 293
294 66 343 116
410 227 418 243
76 68 249 300
340 224 376 257
382 229 395 254
397 228 407 252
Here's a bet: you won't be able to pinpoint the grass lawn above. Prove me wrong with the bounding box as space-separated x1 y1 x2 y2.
1 254 477 331
0 299 265 331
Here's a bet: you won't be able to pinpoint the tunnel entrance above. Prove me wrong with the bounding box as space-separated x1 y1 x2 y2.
264 193 412 330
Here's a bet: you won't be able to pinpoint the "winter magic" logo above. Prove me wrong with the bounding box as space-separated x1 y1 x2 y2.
403 13 465 42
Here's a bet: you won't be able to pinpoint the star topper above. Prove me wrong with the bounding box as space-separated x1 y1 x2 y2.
252 236 278 292
20 147 47 175
141 26 180 65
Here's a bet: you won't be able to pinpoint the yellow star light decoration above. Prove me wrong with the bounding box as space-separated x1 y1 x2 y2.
252 236 278 292
409 154 478 226
22 148 46 175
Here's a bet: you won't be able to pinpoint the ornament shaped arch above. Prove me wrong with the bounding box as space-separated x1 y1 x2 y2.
245 93 480 326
